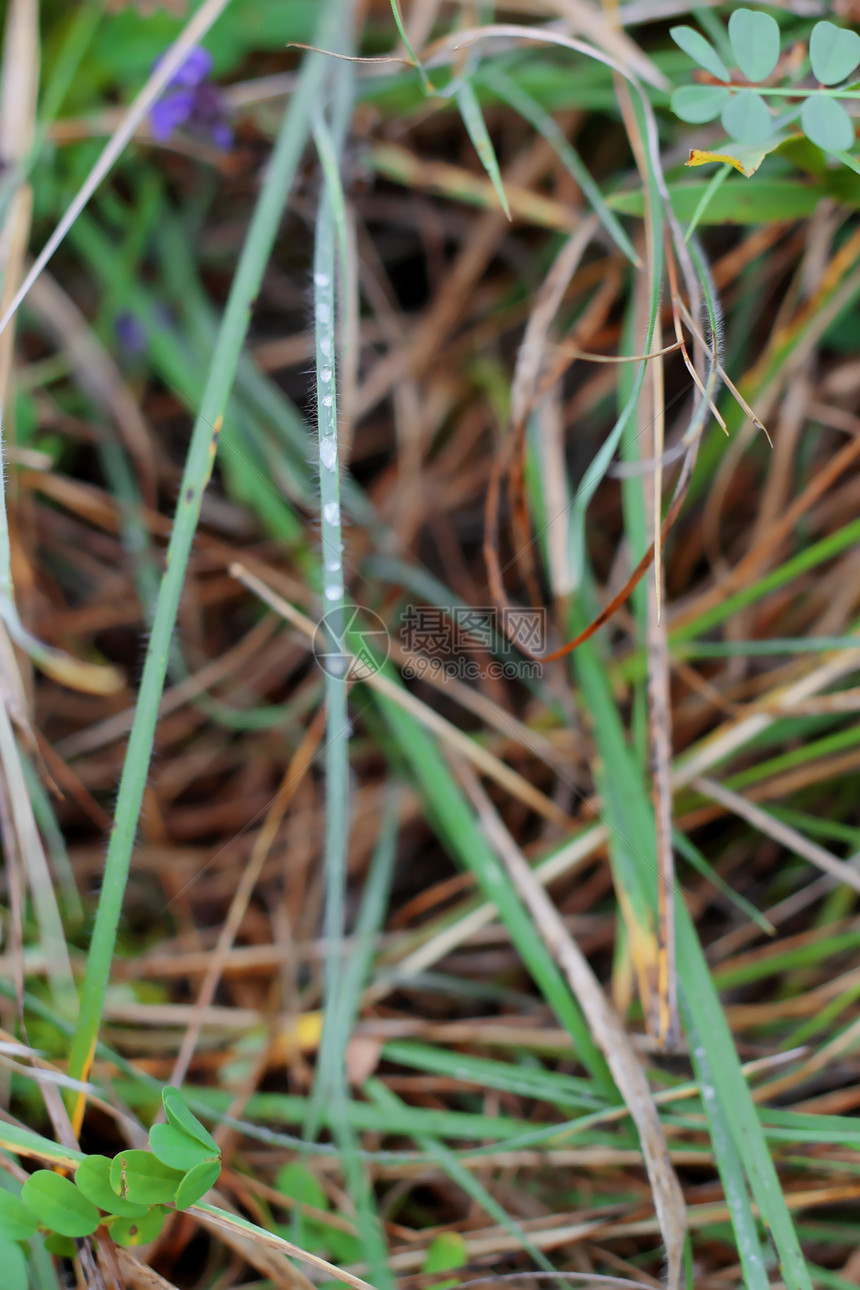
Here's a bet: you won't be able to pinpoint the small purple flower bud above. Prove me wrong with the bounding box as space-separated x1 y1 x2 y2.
210 120 234 151
152 45 213 89
114 312 148 356
114 305 173 359
168 46 213 88
148 46 232 151
149 88 195 141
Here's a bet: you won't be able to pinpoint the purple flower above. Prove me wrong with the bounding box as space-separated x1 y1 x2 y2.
149 88 195 142
149 46 232 150
164 46 213 88
114 311 148 356
114 304 174 359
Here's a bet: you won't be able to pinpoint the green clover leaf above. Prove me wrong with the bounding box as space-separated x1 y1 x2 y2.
22 1170 100 1238
671 84 730 124
728 9 781 83
801 95 855 153
670 26 730 82
722 89 773 144
75 1155 151 1218
809 20 860 86
110 1151 185 1207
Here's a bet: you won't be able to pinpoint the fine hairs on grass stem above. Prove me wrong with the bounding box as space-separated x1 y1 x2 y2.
64 0 351 1122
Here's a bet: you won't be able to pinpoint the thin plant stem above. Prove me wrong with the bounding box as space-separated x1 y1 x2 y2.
64 0 349 1127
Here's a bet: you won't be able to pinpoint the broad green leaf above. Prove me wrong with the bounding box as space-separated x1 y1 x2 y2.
109 1151 184 1207
21 1170 100 1238
829 147 860 181
0 1236 28 1290
149 1123 219 1172
273 1162 335 1254
802 94 854 153
809 20 860 85
455 81 511 219
162 1087 220 1153
0 1188 39 1240
670 25 730 81
609 178 821 225
671 84 729 123
108 1206 167 1247
728 9 781 82
319 1224 362 1266
274 1218 330 1258
275 1162 329 1211
44 1232 77 1257
423 1231 468 1275
722 89 773 143
174 1159 221 1210
74 1155 151 1218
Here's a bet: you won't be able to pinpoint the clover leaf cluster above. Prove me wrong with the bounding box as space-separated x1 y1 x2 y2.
0 1087 221 1287
671 10 860 154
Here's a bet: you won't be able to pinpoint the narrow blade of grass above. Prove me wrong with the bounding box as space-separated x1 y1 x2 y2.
368 1078 557 1275
478 63 640 265
368 671 614 1093
64 0 351 1123
572 631 813 1288
455 80 512 220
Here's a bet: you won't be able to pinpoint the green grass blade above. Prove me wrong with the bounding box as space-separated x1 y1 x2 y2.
479 63 639 265
304 125 350 1144
676 914 813 1289
382 1040 605 1111
456 80 512 220
366 674 614 1093
368 1078 557 1274
683 1014 770 1288
572 629 813 1287
684 163 732 240
330 1103 394 1290
336 789 400 1042
387 0 433 92
673 829 774 934
65 0 350 1113
303 76 395 1284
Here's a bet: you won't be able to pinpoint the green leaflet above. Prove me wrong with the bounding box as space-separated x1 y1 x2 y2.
22 1171 100 1238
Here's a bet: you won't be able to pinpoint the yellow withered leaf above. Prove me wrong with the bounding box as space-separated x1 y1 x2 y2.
687 147 750 176
686 132 792 178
